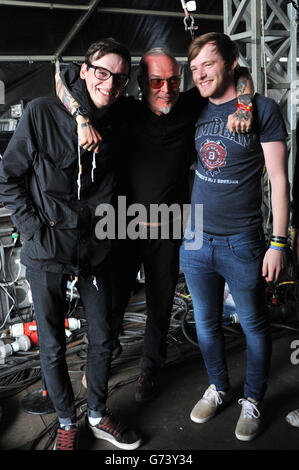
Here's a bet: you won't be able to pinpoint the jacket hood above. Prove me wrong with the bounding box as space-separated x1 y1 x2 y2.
60 63 95 116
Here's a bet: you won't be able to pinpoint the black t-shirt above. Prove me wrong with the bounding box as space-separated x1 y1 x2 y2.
113 88 206 213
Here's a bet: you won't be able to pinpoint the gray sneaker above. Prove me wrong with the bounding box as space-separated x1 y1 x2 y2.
286 408 299 427
190 384 228 423
235 398 262 441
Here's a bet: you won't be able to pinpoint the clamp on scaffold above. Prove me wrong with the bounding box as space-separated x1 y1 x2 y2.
288 0 299 22
180 0 198 39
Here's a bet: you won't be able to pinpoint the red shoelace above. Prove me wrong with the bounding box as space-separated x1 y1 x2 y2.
98 415 127 438
55 427 78 450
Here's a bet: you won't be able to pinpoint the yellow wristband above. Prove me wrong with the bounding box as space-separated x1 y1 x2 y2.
270 241 288 248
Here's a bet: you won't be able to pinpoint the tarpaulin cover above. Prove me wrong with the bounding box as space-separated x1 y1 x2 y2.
0 0 223 116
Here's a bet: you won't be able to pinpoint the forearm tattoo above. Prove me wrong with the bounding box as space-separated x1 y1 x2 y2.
55 74 79 114
236 79 247 95
238 94 252 105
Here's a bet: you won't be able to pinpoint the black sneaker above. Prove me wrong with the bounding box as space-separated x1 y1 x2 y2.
135 373 159 403
86 412 142 450
53 424 78 450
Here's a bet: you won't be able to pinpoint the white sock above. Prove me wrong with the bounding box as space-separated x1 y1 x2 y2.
88 416 102 426
59 416 77 428
60 421 77 428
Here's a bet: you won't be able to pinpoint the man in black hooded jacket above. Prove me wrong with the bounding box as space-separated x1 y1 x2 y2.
0 38 141 451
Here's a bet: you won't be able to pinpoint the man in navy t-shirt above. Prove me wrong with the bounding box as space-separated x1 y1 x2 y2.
180 32 289 442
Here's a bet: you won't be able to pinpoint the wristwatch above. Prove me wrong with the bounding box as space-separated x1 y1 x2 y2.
72 107 89 119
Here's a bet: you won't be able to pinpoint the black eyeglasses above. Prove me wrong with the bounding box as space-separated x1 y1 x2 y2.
87 63 129 88
149 76 181 90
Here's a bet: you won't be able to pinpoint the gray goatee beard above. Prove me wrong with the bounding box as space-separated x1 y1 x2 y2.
159 106 172 115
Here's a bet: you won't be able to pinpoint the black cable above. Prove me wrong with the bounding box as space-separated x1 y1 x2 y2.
181 309 199 348
270 322 299 332
4 272 299 448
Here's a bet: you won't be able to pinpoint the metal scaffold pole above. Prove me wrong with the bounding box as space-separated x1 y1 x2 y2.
223 0 298 186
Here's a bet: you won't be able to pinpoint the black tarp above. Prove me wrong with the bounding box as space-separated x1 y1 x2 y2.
0 1 223 56
0 0 224 117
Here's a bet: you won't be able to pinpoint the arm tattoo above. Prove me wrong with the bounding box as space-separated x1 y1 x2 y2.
238 94 252 105
236 79 247 96
55 75 70 109
234 110 250 121
62 90 73 113
55 72 80 114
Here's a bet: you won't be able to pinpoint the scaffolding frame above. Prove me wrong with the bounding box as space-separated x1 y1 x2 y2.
223 0 298 185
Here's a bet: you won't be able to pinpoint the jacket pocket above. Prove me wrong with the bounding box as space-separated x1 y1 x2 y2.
34 151 77 196
31 152 79 228
27 224 78 264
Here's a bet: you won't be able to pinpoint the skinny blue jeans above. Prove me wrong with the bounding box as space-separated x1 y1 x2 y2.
180 228 271 402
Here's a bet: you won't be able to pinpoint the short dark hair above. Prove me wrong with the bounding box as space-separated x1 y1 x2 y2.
188 32 239 67
85 37 131 75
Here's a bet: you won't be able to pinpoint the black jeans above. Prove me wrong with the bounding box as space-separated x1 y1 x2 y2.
110 238 180 377
26 267 113 421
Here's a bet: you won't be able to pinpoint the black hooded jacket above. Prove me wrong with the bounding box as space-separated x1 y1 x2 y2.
0 69 117 275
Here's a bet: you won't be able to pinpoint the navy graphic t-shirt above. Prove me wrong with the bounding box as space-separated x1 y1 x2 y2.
190 93 287 235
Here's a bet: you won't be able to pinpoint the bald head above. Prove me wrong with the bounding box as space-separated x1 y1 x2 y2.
138 49 180 116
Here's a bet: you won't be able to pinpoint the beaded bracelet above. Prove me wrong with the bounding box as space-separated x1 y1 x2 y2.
236 102 253 112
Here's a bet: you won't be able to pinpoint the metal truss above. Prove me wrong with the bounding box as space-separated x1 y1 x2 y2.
223 0 298 187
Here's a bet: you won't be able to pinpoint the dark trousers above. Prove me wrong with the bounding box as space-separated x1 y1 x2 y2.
110 238 180 376
26 267 113 421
